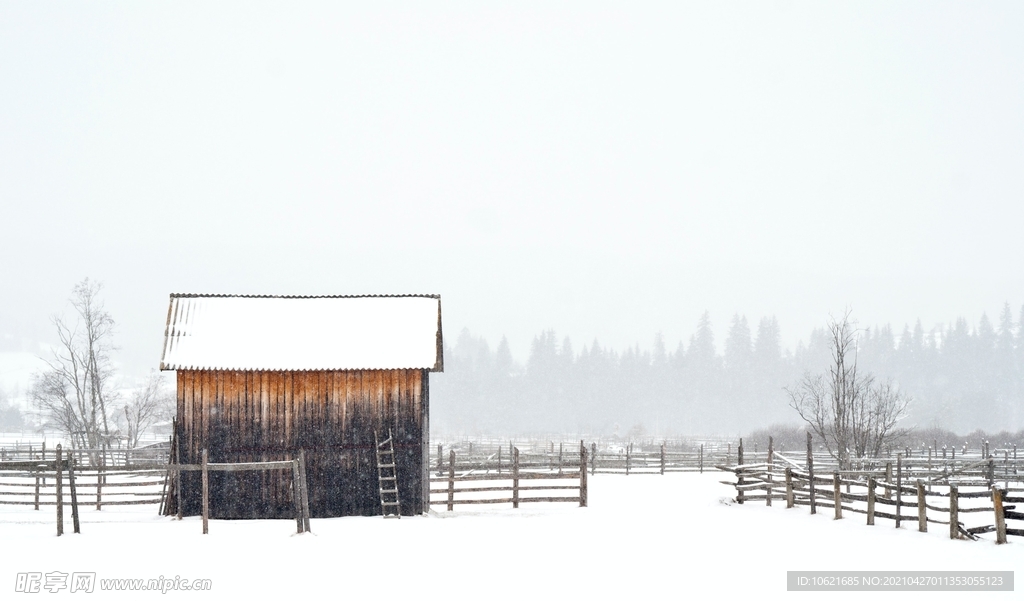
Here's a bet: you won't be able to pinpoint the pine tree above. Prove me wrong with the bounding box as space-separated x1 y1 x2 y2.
724 314 752 372
690 311 716 365
754 316 782 367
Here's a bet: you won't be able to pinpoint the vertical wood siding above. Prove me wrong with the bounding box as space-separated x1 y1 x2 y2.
176 369 427 518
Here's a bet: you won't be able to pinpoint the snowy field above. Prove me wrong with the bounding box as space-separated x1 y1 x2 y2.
1 472 1020 599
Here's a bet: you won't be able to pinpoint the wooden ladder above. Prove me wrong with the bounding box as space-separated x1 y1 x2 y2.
375 429 401 518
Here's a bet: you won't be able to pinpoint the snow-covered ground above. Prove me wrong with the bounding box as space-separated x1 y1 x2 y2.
1 472 1020 599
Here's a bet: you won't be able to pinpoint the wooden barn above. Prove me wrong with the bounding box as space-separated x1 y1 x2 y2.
159 293 443 518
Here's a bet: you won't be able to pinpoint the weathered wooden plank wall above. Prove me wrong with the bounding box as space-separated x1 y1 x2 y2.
176 369 427 518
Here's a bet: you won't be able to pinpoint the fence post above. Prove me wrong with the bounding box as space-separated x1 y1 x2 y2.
916 480 927 533
591 442 597 476
884 462 892 500
991 489 1007 544
895 454 902 528
737 439 744 505
785 467 793 508
56 445 64 536
699 443 703 474
806 432 815 515
298 449 311 532
660 443 665 476
201 449 209 534
579 441 588 508
767 436 774 507
437 444 443 477
625 443 631 476
497 446 502 475
292 459 304 534
987 457 995 489
558 442 563 475
833 471 842 520
34 471 40 511
447 450 455 512
949 485 959 539
512 447 520 509
68 454 80 534
1005 450 1010 489
96 453 104 511
867 477 875 525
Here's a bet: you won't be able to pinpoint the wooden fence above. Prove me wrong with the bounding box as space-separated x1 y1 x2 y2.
0 444 81 535
429 445 587 510
431 440 734 477
718 436 1024 545
0 459 164 511
162 450 311 534
0 443 170 469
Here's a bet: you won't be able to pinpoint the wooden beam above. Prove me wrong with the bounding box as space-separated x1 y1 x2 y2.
447 450 455 512
867 477 875 526
833 471 842 520
806 432 815 515
291 459 303 534
785 467 794 509
579 441 588 508
949 485 959 540
512 447 520 509
298 449 311 533
55 445 63 536
68 453 80 534
201 449 209 534
917 480 927 533
993 487 1007 544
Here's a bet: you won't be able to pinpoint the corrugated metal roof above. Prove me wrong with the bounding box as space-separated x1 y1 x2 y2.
159 294 443 372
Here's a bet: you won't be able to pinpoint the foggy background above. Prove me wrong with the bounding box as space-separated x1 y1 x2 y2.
2 3 1022 435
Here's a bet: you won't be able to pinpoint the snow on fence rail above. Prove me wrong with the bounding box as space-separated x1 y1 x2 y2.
430 445 587 510
717 436 1024 545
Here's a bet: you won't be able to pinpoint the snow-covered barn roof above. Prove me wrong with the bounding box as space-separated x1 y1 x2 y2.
159 294 443 372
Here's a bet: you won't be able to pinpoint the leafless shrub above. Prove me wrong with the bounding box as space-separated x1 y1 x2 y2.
121 372 175 449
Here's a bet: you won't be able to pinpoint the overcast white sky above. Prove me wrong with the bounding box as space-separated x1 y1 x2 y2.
2 2 1023 381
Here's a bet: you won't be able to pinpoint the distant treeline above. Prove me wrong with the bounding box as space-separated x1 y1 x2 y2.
744 424 1024 455
432 305 1024 436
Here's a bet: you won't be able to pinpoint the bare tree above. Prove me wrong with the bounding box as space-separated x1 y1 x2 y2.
786 311 911 468
31 279 118 453
121 372 174 449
